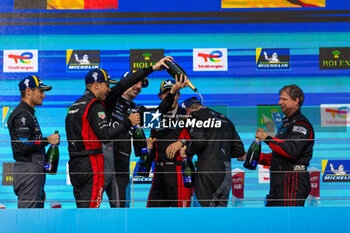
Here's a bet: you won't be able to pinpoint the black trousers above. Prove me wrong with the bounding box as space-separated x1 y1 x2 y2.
266 170 311 206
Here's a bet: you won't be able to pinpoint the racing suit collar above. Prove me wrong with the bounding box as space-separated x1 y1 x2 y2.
19 100 35 114
120 96 134 106
283 108 301 123
84 89 97 99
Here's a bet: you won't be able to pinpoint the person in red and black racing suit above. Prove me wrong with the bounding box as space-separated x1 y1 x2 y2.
65 68 140 208
177 97 245 207
255 84 314 207
147 76 192 207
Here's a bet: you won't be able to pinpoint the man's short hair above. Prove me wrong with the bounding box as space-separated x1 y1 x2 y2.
20 88 35 98
279 84 304 107
189 102 202 109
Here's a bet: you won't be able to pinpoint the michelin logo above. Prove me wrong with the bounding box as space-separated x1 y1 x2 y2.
323 160 350 182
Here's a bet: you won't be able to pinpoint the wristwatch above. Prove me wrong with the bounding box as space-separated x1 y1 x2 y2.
180 139 187 147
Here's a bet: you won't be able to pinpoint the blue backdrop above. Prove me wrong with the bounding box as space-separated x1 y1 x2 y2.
0 0 349 209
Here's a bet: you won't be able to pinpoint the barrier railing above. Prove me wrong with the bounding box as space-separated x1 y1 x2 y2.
0 137 349 208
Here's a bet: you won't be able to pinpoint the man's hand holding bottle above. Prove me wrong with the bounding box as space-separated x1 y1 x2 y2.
170 73 189 94
47 133 60 145
129 113 141 126
152 56 174 71
147 137 156 151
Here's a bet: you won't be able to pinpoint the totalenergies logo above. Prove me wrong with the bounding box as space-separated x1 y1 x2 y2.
8 52 33 64
197 50 222 62
326 106 349 119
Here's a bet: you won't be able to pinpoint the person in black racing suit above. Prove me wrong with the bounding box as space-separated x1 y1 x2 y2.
104 56 175 207
255 84 314 207
8 75 60 208
66 68 140 208
177 97 245 207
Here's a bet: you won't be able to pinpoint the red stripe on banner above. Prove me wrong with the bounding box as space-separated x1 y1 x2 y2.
84 0 118 9
299 1 319 7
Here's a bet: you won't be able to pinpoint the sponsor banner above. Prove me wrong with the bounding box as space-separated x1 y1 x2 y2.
319 47 350 70
66 50 101 71
131 161 154 184
2 107 15 128
256 48 291 71
320 104 350 127
257 105 284 137
232 168 245 207
307 167 321 207
258 165 270 183
322 160 350 182
2 162 14 186
309 167 321 197
3 50 38 73
47 0 118 9
222 0 325 8
16 0 118 9
193 48 228 71
129 49 164 73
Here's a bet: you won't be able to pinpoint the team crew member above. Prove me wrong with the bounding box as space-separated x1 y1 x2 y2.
104 56 174 207
255 85 314 206
147 76 191 208
177 97 245 207
102 69 151 208
8 75 60 208
66 69 140 208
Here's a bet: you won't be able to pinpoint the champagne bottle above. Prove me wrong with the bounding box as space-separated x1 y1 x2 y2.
182 157 195 188
137 151 152 177
133 125 148 157
243 139 261 170
164 60 197 92
44 130 59 175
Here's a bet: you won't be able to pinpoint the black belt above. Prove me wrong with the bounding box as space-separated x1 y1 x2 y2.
271 164 307 172
155 161 182 167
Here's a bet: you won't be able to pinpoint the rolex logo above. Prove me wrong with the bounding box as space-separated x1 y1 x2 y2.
143 52 151 60
332 50 341 59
